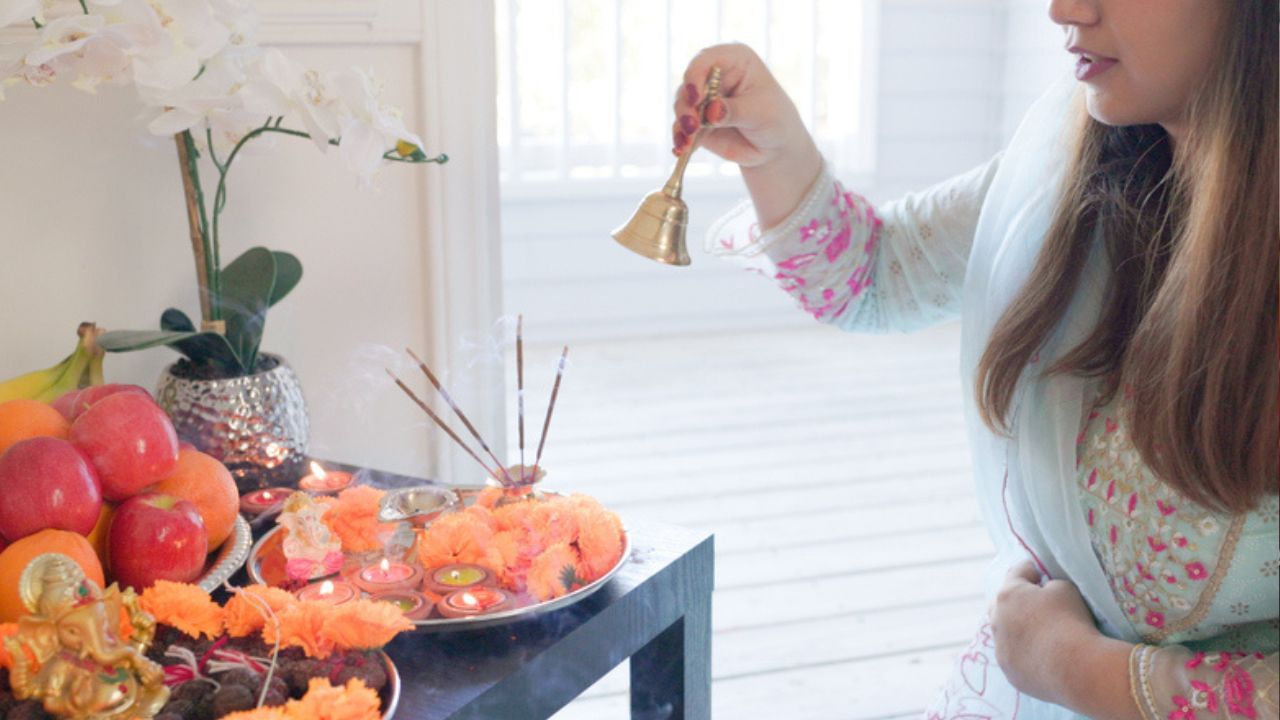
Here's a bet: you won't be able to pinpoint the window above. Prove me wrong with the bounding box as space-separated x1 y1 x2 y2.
496 0 877 194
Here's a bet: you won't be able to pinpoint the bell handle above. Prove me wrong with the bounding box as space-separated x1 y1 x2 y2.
662 66 721 199
662 134 702 199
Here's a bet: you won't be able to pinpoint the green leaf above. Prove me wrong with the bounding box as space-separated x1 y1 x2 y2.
160 308 196 333
220 247 277 372
100 330 205 352
99 329 245 374
558 564 587 592
268 251 303 307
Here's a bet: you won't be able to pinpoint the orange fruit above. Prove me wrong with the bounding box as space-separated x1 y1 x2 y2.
0 528 104 622
0 399 70 455
150 448 238 550
85 502 115 564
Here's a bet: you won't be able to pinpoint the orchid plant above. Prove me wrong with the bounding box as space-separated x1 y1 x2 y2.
1 0 447 377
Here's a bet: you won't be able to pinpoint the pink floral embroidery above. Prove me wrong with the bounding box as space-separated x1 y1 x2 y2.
1185 562 1208 580
1169 695 1197 720
1145 610 1165 628
1148 535 1168 552
824 224 851 262
776 253 817 271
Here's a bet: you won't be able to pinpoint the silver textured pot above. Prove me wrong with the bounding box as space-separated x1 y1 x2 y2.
156 353 310 487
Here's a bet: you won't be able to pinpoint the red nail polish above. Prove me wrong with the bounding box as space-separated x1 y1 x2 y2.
679 114 698 134
673 130 688 148
705 99 726 124
684 82 698 104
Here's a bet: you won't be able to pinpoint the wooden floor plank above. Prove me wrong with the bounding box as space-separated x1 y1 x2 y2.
523 324 975 719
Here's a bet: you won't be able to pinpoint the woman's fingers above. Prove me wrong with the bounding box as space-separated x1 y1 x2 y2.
1006 559 1041 585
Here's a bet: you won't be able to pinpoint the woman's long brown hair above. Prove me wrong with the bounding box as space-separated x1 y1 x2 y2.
976 1 1277 513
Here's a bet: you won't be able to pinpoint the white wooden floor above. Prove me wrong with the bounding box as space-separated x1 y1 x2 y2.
508 322 993 719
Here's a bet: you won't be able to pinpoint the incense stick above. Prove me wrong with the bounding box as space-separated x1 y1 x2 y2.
517 315 526 478
405 348 514 486
385 369 500 479
532 346 569 475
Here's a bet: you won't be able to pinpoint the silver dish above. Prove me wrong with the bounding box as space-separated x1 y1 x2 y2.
197 514 252 593
246 526 630 633
380 650 401 718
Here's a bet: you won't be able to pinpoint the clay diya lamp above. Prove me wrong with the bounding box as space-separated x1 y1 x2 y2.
436 587 514 619
422 563 497 596
240 487 291 516
295 579 357 606
298 462 354 494
352 557 424 595
370 590 434 621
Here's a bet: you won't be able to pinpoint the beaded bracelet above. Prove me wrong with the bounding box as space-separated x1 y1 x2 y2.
1128 644 1158 720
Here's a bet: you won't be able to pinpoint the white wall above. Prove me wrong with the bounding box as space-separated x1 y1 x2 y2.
502 0 1069 342
0 1 505 481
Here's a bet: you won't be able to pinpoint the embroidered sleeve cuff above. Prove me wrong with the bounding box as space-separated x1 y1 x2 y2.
704 163 837 265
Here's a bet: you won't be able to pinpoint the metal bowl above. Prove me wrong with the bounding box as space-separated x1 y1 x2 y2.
380 650 401 718
377 485 462 528
197 514 252 593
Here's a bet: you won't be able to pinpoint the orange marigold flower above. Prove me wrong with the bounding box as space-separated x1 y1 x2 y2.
327 486 398 553
415 510 497 570
224 585 299 638
321 599 414 651
138 581 224 640
492 502 534 532
529 500 580 547
526 542 583 602
576 507 625 581
220 708 290 720
269 600 336 659
475 486 504 508
285 677 382 720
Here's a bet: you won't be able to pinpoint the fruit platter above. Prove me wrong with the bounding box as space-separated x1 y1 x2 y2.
0 379 252 622
245 482 630 632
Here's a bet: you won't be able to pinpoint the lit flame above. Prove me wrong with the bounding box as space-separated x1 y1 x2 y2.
320 580 335 596
310 462 327 479
379 558 390 572
262 491 273 500
449 570 461 581
460 592 477 606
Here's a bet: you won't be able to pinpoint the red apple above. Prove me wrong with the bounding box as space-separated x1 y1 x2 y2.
108 493 208 590
0 437 103 541
52 384 151 422
69 392 179 501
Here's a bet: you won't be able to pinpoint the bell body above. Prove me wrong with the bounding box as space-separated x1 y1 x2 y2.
611 189 691 266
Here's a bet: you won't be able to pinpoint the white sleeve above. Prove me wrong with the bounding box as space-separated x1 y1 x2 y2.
705 155 1000 333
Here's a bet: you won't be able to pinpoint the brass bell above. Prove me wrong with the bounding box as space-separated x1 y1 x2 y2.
612 67 722 267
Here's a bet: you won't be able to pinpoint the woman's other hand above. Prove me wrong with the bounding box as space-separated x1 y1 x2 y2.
674 43 824 229
989 560 1098 705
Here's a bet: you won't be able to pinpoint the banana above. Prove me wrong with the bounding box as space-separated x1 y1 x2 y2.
0 323 105 403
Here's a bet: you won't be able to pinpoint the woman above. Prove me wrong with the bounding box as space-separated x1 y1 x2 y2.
675 1 1277 717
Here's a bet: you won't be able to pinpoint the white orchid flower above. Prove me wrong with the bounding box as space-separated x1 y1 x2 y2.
330 67 424 182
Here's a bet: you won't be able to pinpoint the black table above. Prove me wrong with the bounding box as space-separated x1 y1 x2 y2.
245 466 715 719
388 521 714 719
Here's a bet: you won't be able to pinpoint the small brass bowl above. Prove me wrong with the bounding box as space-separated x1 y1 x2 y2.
377 486 461 528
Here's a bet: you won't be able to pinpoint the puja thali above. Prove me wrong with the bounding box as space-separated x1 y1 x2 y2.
246 485 630 632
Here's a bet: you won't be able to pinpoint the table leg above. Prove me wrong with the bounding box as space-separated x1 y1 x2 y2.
629 593 711 719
